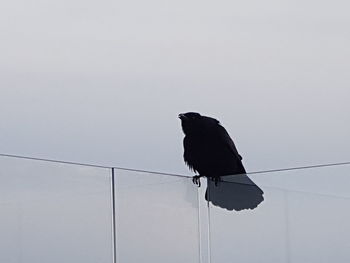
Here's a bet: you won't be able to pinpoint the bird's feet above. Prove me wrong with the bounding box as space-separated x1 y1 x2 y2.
192 175 202 187
210 176 221 186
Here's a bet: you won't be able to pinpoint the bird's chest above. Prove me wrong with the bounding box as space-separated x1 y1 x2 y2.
186 136 220 158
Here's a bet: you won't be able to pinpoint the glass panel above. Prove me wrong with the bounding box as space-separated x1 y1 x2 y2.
208 165 350 263
114 169 200 263
0 156 113 263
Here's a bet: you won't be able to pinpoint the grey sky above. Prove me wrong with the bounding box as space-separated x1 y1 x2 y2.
1 0 350 175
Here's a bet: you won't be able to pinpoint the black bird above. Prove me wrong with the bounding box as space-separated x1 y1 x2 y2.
179 112 264 211
179 112 245 182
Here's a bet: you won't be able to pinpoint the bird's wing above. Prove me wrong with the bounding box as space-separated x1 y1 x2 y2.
201 116 243 161
216 124 243 161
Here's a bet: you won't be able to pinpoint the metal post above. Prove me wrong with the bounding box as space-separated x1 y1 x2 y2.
111 168 117 263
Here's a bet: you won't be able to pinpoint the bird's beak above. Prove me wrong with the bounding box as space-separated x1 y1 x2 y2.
178 113 186 119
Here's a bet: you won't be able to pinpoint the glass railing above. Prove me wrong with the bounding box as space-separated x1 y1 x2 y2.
0 155 113 263
114 169 200 263
206 166 350 263
1 154 350 263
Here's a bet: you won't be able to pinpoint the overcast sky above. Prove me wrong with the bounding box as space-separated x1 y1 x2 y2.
1 0 350 175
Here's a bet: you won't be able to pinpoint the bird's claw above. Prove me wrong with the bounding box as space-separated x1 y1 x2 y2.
210 177 221 186
192 175 201 187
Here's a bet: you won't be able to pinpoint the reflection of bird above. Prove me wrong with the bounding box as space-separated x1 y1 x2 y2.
179 112 264 211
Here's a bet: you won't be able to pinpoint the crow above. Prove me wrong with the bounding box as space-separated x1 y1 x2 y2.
179 112 264 211
179 112 246 184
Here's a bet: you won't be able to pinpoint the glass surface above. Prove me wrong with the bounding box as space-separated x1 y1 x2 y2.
2 154 349 263
207 165 350 263
0 156 113 263
114 169 200 263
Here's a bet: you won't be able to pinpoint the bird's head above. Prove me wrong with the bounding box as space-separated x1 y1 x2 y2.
179 112 219 135
178 112 201 120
